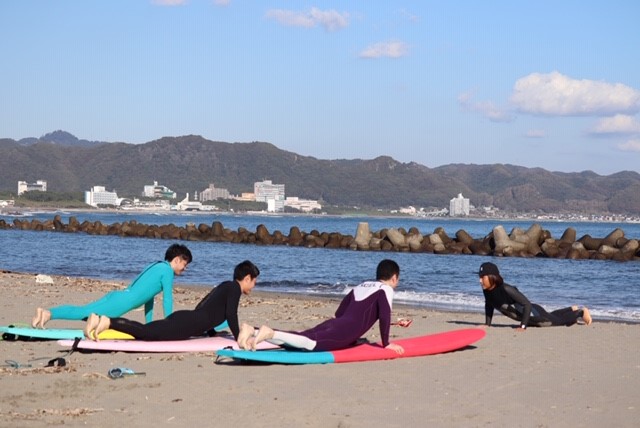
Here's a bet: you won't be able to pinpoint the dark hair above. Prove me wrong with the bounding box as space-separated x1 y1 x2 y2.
234 260 260 281
164 244 192 264
376 259 400 281
484 274 504 287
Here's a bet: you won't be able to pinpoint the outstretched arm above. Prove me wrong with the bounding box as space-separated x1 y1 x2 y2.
160 271 174 319
504 285 532 328
377 292 392 348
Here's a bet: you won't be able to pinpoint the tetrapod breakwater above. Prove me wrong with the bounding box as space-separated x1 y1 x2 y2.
2 215 639 262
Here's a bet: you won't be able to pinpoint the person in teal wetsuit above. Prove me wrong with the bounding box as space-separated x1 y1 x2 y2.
83 260 259 342
31 244 192 328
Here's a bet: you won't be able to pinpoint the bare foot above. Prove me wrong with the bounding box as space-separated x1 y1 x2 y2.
252 325 275 350
237 323 255 350
32 308 51 329
84 313 100 340
582 307 592 326
31 308 42 328
94 316 111 340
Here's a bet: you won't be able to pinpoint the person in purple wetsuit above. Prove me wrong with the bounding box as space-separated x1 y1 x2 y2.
31 244 192 328
238 259 405 355
478 262 592 331
83 260 259 341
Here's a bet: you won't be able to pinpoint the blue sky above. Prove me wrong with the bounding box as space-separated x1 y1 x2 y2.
2 1 639 175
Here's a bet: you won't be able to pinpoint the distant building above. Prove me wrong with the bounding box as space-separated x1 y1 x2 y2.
449 193 470 216
200 183 230 202
235 192 256 201
85 186 118 207
176 193 202 211
143 181 176 199
254 180 285 212
17 180 47 195
399 206 417 215
285 197 322 213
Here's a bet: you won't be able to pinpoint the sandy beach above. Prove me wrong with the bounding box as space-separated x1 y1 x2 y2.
0 270 638 428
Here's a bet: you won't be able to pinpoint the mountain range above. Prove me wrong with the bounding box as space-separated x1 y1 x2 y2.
2 131 640 214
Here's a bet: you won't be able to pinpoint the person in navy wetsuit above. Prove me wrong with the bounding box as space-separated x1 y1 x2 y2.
238 259 405 355
478 262 592 331
83 260 259 341
31 244 192 328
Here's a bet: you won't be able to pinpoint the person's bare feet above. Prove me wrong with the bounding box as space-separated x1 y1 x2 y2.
84 313 100 340
252 325 275 350
582 307 592 326
94 316 111 340
32 308 51 329
31 308 42 328
237 323 255 350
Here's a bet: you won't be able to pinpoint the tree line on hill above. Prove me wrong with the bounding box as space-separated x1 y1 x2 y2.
1 131 640 214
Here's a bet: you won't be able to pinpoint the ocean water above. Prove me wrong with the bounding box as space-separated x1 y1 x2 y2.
1 211 639 322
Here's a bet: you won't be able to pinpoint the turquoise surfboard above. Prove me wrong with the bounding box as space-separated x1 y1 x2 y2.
1 320 229 341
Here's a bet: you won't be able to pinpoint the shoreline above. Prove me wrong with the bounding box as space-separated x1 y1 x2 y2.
5 268 639 325
1 270 639 427
3 205 640 225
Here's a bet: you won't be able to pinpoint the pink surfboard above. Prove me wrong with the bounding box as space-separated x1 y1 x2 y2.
57 334 278 353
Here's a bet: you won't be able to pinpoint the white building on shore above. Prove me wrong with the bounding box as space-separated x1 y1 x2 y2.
17 180 47 195
176 193 203 211
284 197 322 213
254 180 285 212
449 193 470 216
85 186 119 207
143 181 176 199
199 183 230 201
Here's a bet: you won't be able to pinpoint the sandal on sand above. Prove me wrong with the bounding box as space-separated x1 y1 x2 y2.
108 367 146 379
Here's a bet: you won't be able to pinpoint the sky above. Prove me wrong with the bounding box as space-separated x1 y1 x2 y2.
2 1 639 175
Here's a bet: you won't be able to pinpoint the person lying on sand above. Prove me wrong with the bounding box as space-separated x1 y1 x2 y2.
238 259 404 355
84 260 259 342
32 244 192 328
477 262 592 331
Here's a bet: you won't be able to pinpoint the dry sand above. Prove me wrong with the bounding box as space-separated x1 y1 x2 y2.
0 270 638 427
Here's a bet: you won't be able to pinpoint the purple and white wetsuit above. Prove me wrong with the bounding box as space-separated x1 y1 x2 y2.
270 281 394 351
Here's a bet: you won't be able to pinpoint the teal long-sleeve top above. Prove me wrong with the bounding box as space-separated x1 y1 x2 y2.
49 261 175 322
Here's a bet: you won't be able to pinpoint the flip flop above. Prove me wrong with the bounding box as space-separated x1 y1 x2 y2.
108 367 146 379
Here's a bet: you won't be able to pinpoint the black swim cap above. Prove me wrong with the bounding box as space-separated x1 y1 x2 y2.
478 262 500 277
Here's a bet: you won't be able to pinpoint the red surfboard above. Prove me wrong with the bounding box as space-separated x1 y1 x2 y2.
216 328 486 364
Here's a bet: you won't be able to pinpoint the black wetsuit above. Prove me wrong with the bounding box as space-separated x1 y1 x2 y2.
109 280 241 341
483 282 583 327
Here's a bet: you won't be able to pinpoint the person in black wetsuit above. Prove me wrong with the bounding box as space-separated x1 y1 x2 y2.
83 260 259 341
478 262 592 331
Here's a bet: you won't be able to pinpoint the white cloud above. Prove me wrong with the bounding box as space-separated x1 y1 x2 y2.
151 0 187 6
458 92 514 123
525 129 546 138
590 114 640 135
510 71 640 116
265 8 349 32
359 41 408 59
213 0 230 5
617 139 640 152
398 9 419 23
